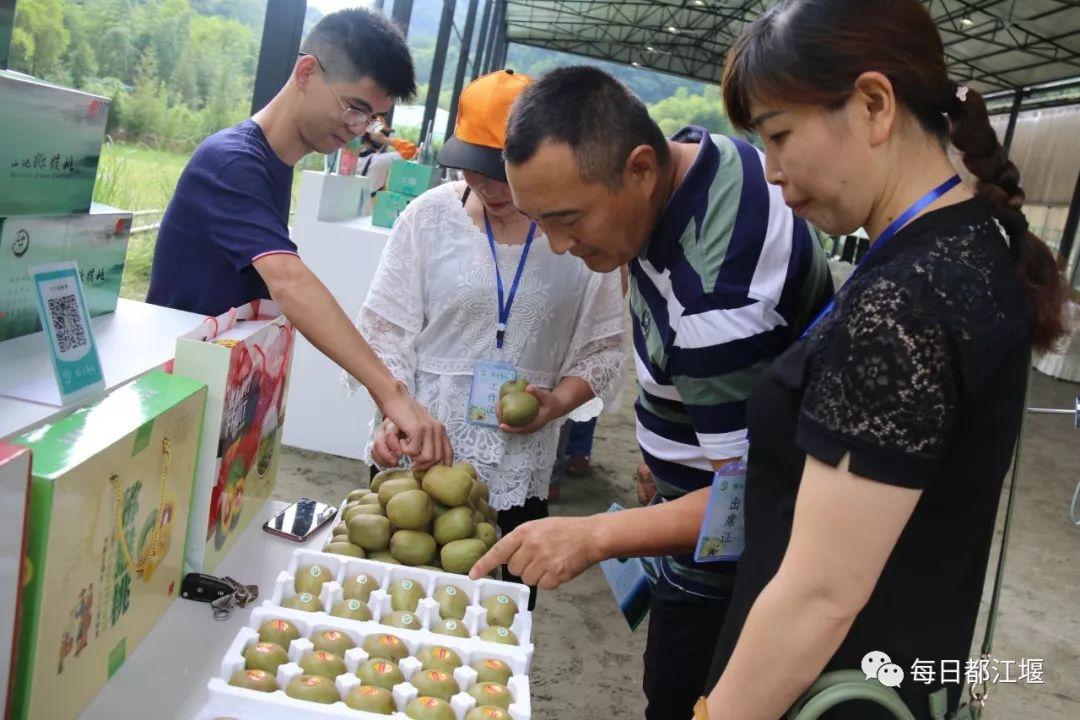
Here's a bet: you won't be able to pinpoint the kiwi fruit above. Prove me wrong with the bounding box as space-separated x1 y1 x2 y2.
411 669 458 701
341 572 379 602
228 668 277 693
384 610 422 630
389 578 426 612
311 628 357 656
478 626 518 645
362 633 409 661
355 657 404 690
468 682 513 710
470 658 513 685
330 598 373 621
282 592 324 613
243 641 287 674
416 645 463 673
481 594 518 628
294 564 333 595
257 618 300 649
434 584 469 620
299 649 346 679
405 696 456 720
432 618 470 638
345 684 395 714
285 674 339 704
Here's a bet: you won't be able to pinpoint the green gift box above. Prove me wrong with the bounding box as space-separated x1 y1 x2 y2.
386 159 439 198
0 203 132 342
0 70 110 217
10 371 206 720
372 190 413 229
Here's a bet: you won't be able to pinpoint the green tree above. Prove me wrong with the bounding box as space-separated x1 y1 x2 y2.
10 0 71 79
123 47 168 139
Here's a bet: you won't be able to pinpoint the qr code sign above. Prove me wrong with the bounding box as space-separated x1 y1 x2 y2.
47 294 88 352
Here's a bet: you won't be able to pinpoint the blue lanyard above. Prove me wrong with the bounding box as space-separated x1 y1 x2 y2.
801 174 961 338
485 210 538 349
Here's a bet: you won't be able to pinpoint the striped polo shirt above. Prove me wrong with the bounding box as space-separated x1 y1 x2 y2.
630 126 833 598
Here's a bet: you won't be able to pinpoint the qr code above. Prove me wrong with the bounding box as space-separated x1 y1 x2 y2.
47 294 87 353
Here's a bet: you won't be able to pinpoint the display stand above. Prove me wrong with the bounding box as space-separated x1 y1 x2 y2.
0 298 204 440
282 170 392 460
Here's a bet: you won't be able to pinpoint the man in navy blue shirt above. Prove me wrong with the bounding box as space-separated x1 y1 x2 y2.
148 9 451 465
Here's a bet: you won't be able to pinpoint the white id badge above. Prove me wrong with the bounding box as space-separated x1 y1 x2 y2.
467 359 516 427
694 460 747 563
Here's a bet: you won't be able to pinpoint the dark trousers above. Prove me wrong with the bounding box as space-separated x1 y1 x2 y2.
496 496 549 610
643 573 733 720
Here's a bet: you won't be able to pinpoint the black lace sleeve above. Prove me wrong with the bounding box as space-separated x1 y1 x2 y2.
796 271 957 489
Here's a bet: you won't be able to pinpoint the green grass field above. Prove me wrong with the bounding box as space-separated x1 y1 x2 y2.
94 143 189 301
97 141 308 302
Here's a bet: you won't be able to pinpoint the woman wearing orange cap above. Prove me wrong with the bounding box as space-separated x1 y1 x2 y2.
344 70 626 605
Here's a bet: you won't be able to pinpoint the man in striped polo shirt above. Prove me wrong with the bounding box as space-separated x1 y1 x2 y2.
471 67 832 719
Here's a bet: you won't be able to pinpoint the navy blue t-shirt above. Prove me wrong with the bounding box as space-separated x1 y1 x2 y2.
147 119 297 316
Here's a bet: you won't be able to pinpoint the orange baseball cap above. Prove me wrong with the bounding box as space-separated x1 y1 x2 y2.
437 69 532 181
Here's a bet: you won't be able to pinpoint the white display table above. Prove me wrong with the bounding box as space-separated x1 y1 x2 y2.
78 501 329 719
0 299 204 440
282 171 392 460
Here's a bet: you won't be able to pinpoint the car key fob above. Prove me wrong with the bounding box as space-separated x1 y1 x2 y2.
181 573 236 603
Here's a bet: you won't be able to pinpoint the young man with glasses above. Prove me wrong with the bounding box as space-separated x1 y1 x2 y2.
147 8 451 466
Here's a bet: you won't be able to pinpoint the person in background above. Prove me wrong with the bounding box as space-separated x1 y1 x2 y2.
357 116 418 193
472 67 833 720
146 9 451 466
346 70 625 608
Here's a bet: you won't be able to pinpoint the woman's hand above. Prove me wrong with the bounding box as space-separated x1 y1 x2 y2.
371 419 403 467
497 385 563 435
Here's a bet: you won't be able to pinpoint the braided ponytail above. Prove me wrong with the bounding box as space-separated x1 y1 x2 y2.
948 85 1067 353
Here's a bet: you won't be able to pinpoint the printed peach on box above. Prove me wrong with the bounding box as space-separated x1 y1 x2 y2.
10 371 206 720
171 299 294 574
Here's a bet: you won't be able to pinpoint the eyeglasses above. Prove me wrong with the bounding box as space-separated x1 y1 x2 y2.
299 52 373 132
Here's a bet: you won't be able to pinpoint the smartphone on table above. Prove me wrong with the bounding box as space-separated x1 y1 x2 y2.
263 497 337 542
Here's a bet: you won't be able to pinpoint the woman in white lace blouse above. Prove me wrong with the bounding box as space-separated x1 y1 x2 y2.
344 70 625 602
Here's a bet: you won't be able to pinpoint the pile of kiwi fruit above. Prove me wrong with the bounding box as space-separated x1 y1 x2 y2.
323 462 499 575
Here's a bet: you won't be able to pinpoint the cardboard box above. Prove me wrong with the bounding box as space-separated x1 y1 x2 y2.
372 190 412 229
0 203 132 341
0 70 110 217
10 371 206 720
171 301 294 574
0 443 31 719
386 159 438 198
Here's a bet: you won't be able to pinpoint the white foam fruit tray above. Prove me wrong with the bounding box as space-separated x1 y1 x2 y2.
200 601 532 720
267 548 534 662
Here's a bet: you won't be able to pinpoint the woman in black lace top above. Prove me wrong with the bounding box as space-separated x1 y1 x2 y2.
701 1 1067 719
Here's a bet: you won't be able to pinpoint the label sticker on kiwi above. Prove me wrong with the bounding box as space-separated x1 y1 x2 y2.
381 636 401 647
402 614 414 624
431 671 449 681
255 644 274 653
496 627 509 637
446 586 457 595
485 659 502 669
497 595 509 604
375 661 392 673
357 575 369 584
272 620 290 630
434 648 450 659
444 620 458 630
310 567 322 577
422 698 439 708
317 651 332 660
323 631 342 640
299 593 313 602
348 599 362 610
361 686 380 696
246 670 267 680
484 684 504 696
302 677 321 687
402 580 413 589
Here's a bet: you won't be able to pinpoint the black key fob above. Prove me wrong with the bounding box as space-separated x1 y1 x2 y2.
181 573 236 603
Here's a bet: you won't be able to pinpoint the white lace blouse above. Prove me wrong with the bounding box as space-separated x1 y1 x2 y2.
344 182 626 510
